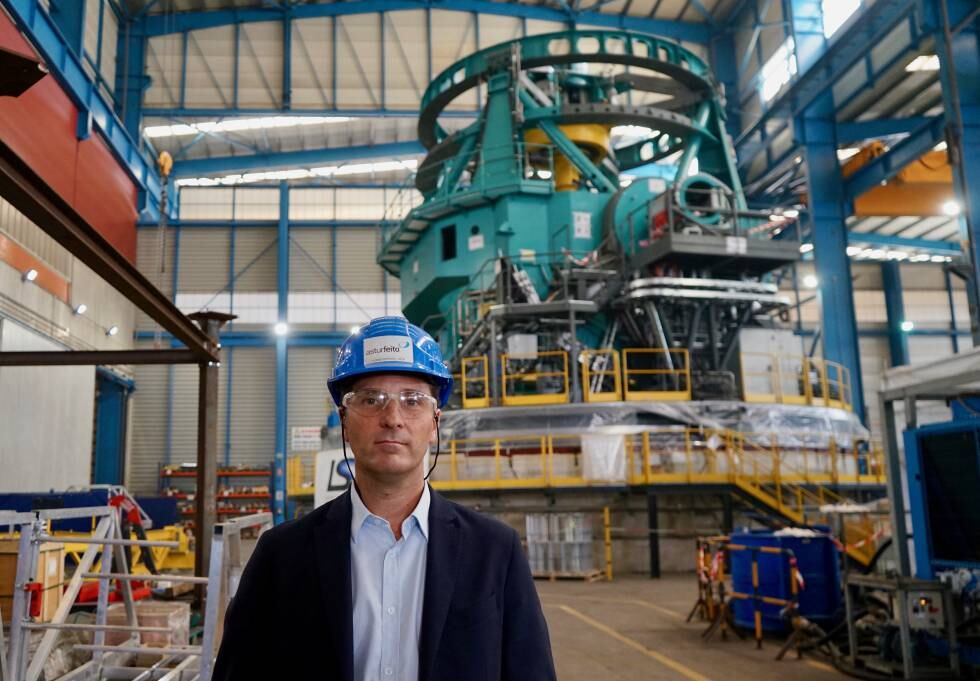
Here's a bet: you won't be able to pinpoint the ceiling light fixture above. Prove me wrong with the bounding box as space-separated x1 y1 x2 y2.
942 200 962 217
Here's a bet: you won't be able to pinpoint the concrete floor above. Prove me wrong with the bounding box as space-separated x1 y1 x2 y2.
536 575 850 681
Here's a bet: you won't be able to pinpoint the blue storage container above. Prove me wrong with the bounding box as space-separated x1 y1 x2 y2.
729 529 842 633
0 492 177 532
0 490 112 531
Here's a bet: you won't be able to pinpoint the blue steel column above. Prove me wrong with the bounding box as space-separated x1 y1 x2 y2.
933 0 980 344
798 113 865 421
116 15 148 153
791 0 866 422
273 181 289 524
881 262 910 367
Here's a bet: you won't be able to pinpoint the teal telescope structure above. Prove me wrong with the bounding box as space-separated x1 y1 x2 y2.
378 29 820 409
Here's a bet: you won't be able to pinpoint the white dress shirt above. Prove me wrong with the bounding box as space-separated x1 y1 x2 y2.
350 484 430 681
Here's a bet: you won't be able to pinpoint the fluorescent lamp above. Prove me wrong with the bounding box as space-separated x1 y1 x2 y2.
900 320 914 332
274 322 289 336
106 325 119 336
799 243 814 254
905 55 940 72
803 274 819 289
22 268 38 282
143 116 352 139
175 158 420 187
350 325 361 334
73 303 87 315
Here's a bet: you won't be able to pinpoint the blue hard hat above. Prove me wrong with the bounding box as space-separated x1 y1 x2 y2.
328 316 453 407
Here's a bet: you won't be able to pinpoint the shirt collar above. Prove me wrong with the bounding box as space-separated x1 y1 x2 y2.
350 483 430 542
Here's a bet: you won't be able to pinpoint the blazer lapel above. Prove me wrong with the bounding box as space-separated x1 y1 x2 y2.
313 491 354 681
418 488 461 681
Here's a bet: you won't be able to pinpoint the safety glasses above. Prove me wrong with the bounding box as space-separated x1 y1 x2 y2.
341 388 437 419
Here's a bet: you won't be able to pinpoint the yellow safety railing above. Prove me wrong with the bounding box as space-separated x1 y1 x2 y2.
622 348 691 401
778 355 811 405
581 349 622 402
286 426 885 564
740 353 854 412
461 355 490 409
501 351 569 406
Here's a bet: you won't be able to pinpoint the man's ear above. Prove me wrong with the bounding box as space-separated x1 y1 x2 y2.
430 409 441 443
339 407 350 442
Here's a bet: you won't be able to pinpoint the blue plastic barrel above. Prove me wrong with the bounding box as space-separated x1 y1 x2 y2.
729 529 842 633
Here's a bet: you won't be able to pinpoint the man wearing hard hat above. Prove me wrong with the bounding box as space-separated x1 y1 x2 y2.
213 316 556 681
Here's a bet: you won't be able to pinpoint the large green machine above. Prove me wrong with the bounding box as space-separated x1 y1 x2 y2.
378 29 816 409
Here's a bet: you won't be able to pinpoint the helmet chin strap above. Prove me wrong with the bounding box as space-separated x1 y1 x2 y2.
338 413 442 488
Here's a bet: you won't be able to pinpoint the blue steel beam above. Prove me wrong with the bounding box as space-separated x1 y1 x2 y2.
141 107 480 117
736 0 917 166
837 116 934 142
171 141 425 177
135 330 348 346
3 0 162 214
846 231 961 254
137 219 399 229
881 261 910 366
843 116 945 205
141 0 710 43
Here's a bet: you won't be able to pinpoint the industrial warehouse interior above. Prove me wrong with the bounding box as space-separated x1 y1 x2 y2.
1 0 979 679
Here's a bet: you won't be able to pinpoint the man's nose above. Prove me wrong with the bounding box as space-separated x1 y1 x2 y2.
378 397 406 426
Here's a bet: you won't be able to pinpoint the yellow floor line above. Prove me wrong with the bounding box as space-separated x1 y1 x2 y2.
630 599 685 620
539 593 684 619
558 604 713 681
803 659 838 674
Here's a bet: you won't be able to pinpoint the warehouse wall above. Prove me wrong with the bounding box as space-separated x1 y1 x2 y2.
0 195 136 493
448 489 756 575
0 318 95 492
785 261 969 437
127 185 404 493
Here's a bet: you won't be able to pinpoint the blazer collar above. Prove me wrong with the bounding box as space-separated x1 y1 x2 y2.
418 487 461 681
313 490 355 681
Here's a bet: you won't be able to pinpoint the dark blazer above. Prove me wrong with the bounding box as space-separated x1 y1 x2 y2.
212 487 557 681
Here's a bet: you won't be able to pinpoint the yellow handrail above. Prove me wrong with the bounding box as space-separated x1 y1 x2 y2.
501 351 570 406
461 355 490 409
622 348 691 401
581 349 622 402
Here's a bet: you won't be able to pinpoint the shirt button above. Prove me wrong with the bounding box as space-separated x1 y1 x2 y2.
384 667 393 676
387 606 395 615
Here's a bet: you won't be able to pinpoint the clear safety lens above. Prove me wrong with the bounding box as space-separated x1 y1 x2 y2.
342 389 436 419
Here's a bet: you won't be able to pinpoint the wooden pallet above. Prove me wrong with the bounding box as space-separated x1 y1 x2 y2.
533 570 605 583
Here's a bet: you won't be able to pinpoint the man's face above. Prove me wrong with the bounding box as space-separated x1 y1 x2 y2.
341 373 439 485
